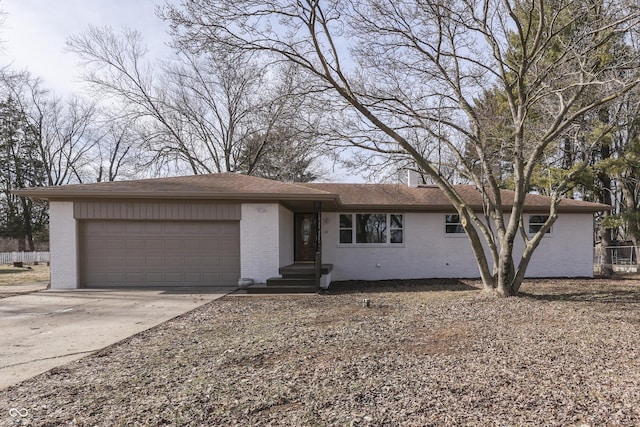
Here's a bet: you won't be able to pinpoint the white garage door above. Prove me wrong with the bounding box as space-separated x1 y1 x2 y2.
80 220 240 288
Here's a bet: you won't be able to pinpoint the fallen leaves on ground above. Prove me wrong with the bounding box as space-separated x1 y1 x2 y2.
1 278 639 426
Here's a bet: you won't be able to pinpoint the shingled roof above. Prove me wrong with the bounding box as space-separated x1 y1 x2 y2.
303 183 609 212
14 173 334 200
14 172 608 213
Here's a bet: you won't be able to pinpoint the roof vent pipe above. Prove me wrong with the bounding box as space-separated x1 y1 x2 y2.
407 170 421 188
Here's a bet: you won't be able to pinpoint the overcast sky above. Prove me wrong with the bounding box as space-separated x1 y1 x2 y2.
0 0 362 182
1 0 172 94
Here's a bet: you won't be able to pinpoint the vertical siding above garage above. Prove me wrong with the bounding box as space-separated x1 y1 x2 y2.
74 201 241 221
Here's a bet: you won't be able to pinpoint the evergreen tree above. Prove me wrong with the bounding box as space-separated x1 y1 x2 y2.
0 96 48 250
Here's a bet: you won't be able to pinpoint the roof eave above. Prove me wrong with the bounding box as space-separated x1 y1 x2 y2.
12 189 611 213
327 203 610 213
12 190 340 203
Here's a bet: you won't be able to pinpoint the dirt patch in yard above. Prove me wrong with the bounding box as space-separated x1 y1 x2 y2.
1 277 640 426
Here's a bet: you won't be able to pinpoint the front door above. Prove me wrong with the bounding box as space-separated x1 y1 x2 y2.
295 213 318 262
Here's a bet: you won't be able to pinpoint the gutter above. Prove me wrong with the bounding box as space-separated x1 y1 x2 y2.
12 190 610 214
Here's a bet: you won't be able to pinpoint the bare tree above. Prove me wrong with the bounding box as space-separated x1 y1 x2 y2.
1 71 102 185
163 0 640 296
91 115 143 182
0 70 113 249
0 85 47 250
597 85 640 248
235 62 328 181
66 25 326 180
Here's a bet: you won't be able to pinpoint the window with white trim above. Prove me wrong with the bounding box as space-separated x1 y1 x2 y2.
339 214 353 243
389 214 404 243
528 215 551 234
445 214 464 234
339 213 404 244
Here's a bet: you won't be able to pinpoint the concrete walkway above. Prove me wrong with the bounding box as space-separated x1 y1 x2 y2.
0 288 233 390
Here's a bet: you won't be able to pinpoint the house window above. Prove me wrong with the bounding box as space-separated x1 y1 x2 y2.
339 214 353 244
529 215 551 234
445 214 465 234
356 214 387 243
390 214 404 243
339 213 404 244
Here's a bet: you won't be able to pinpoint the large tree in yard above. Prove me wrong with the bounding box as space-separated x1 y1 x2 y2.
66 26 326 181
163 0 640 296
0 96 48 251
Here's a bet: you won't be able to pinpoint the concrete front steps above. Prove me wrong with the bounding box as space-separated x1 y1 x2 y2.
245 263 333 294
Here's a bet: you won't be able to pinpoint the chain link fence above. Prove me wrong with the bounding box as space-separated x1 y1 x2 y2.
594 245 639 274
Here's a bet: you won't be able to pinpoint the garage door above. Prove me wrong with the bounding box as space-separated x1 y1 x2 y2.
80 220 240 288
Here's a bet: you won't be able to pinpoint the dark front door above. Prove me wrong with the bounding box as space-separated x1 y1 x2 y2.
295 213 318 262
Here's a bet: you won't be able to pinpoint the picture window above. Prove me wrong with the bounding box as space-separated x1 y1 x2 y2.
339 213 403 244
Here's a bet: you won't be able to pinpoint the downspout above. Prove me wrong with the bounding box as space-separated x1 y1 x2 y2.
314 201 322 291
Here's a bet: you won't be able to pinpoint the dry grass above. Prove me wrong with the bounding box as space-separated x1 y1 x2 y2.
1 277 640 426
0 264 49 286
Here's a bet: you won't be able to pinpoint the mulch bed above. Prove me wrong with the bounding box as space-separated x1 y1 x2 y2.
1 277 639 426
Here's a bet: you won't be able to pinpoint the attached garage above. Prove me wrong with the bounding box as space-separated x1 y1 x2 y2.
74 201 241 289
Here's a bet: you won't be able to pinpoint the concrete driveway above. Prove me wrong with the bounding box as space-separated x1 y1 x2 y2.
0 288 233 390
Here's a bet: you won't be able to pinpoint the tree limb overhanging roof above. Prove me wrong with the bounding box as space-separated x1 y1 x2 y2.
13 172 609 213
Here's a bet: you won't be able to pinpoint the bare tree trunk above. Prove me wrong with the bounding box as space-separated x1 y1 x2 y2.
19 196 35 252
17 236 25 252
599 174 614 277
621 183 639 247
600 224 615 276
496 243 515 297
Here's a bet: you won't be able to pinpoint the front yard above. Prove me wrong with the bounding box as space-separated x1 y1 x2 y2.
1 278 639 426
0 264 49 287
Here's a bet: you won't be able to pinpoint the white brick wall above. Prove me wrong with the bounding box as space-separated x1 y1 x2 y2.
49 200 594 287
516 213 594 277
49 201 79 289
321 212 594 281
240 203 282 283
